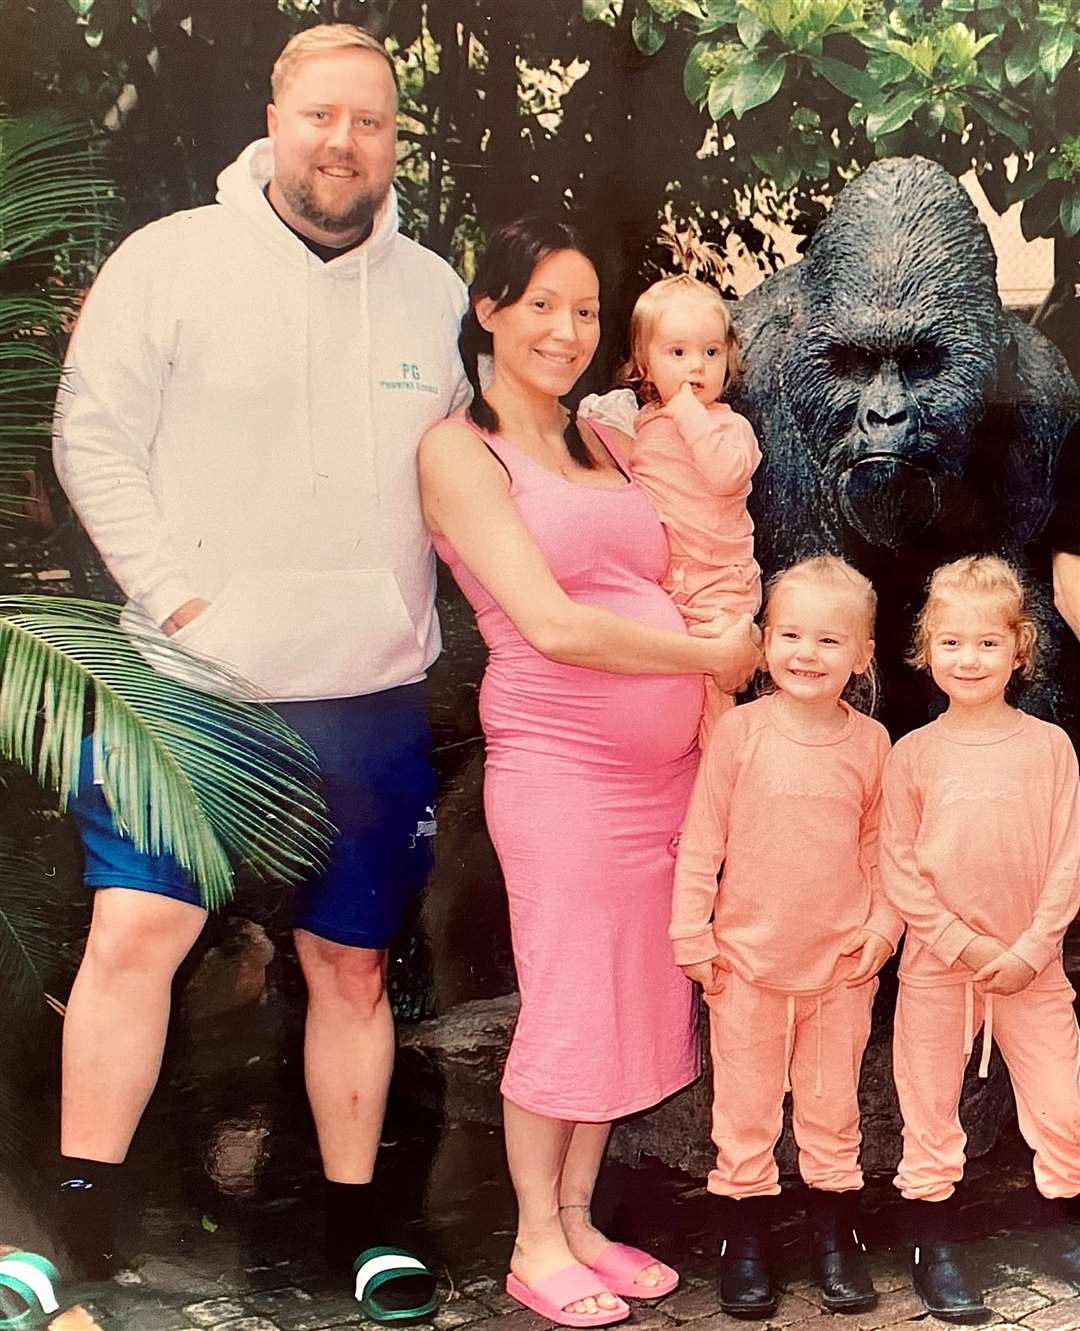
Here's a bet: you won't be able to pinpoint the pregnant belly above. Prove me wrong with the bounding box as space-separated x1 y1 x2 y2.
480 585 704 768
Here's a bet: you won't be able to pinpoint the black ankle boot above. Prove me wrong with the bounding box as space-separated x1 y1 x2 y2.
806 1188 876 1311
909 1197 989 1322
716 1194 777 1320
1054 1195 1080 1285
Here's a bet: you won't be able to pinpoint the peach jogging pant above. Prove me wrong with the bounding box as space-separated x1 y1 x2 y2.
893 980 1080 1201
705 971 876 1198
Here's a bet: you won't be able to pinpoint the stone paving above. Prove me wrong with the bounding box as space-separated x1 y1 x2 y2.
58 1218 1080 1331
29 1120 1078 1331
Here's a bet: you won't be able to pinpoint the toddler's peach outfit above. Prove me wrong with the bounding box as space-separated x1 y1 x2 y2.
631 396 761 745
880 711 1080 1202
671 695 901 1198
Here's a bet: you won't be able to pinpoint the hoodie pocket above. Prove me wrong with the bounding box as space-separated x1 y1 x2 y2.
145 568 428 701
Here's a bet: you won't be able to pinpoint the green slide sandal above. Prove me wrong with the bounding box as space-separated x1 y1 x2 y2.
352 1246 439 1324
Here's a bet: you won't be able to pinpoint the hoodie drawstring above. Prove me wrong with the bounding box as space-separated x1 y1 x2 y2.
359 252 379 504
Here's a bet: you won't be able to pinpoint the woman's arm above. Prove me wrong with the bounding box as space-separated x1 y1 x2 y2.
419 419 760 687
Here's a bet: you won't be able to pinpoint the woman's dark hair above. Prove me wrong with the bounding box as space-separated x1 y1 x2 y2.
459 212 602 468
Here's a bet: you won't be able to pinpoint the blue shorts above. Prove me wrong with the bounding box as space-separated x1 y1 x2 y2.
68 685 436 949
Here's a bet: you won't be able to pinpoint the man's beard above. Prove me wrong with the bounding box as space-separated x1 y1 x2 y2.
276 166 384 238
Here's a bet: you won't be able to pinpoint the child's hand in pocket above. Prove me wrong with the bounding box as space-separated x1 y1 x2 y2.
681 958 728 995
840 928 892 983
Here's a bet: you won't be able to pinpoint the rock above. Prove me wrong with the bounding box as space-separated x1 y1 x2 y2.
179 921 275 1023
397 991 1014 1177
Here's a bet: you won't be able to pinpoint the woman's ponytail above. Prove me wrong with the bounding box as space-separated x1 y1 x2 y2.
458 304 499 435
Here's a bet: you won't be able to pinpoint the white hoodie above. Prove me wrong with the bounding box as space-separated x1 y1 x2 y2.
54 139 469 701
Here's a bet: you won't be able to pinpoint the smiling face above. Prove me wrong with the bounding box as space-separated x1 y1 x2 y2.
477 247 600 401
644 295 730 406
764 581 873 707
927 595 1020 713
267 48 397 247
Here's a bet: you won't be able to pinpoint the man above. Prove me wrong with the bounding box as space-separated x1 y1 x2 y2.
51 24 468 1319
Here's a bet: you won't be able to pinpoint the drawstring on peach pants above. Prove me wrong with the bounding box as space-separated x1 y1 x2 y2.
783 996 795 1092
781 994 826 1096
962 982 994 1079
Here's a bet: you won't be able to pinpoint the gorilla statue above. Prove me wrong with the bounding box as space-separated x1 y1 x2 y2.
732 155 1080 737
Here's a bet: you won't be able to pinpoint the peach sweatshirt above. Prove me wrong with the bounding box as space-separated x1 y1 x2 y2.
670 694 902 993
631 397 762 618
880 711 1080 990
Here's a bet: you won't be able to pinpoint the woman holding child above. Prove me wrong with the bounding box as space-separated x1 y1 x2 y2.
418 215 760 1327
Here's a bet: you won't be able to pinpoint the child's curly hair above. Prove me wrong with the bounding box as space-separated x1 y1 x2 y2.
617 275 740 405
910 555 1038 680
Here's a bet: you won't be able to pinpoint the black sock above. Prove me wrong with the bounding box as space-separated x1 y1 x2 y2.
324 1180 435 1309
53 1156 123 1280
324 1179 375 1271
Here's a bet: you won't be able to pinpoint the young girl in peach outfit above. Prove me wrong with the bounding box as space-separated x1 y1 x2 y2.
671 555 901 1319
880 555 1080 1320
584 275 761 745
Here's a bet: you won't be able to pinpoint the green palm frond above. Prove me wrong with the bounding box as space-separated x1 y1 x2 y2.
0 112 114 523
0 596 335 909
0 112 114 270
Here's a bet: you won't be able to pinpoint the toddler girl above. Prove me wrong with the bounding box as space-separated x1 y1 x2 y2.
670 555 901 1319
583 274 761 744
881 555 1080 1319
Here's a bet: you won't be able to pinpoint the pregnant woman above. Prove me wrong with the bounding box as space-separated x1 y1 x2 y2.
418 215 760 1328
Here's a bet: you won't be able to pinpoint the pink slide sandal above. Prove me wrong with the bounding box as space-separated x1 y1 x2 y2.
505 1263 630 1327
588 1243 680 1299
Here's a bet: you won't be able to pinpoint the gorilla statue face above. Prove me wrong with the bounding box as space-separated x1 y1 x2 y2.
785 158 1005 549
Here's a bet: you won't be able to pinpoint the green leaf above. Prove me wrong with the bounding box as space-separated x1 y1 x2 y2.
736 8 767 48
967 91 1029 149
731 53 787 117
1039 24 1075 83
0 597 334 909
941 0 975 9
581 0 616 22
806 53 881 104
698 0 738 31
1010 154 1050 201
1060 191 1080 238
684 41 714 103
923 97 947 133
65 0 94 14
885 36 935 77
633 10 667 54
131 0 164 18
707 68 738 119
864 89 927 139
1020 181 1065 240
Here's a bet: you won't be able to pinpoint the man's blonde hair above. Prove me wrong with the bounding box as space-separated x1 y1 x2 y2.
910 554 1038 679
271 24 398 101
618 274 740 405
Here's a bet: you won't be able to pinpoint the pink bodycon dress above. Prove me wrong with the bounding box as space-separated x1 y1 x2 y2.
432 426 701 1121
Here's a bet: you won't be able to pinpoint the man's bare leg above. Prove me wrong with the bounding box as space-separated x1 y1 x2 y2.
62 889 207 1162
294 931 392 1184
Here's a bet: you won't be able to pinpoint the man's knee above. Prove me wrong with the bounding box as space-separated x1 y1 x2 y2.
83 889 205 977
295 930 388 1015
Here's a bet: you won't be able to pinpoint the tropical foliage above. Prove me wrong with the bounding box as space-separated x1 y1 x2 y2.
587 0 1080 241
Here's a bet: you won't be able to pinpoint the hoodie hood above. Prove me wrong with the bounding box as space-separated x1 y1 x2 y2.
215 136 400 275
